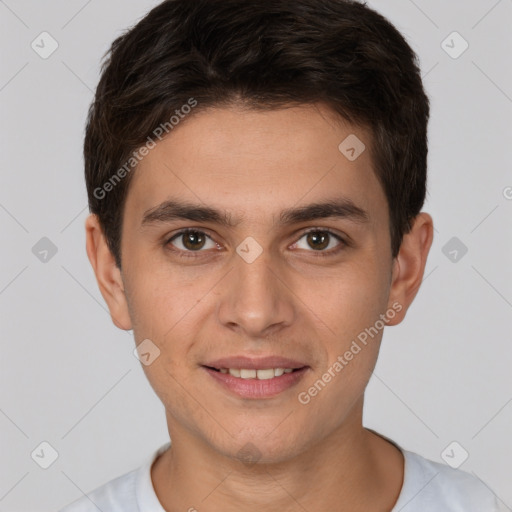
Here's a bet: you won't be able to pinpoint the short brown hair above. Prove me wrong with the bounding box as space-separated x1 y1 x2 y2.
84 0 430 268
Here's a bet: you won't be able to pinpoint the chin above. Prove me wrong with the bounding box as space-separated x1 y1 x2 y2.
217 431 304 466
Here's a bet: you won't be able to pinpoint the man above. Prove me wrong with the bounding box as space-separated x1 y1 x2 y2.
60 0 506 510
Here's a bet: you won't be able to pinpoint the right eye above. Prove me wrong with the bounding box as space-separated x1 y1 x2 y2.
165 229 219 255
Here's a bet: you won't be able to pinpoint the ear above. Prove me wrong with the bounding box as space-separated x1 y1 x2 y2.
85 213 132 331
386 212 434 326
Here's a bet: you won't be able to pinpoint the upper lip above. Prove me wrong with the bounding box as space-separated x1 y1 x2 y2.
203 356 308 370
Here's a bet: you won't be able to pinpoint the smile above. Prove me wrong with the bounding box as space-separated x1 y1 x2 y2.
202 365 309 399
206 367 299 379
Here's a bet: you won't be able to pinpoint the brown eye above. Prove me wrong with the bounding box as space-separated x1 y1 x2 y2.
167 230 216 252
306 231 330 250
182 231 206 250
293 229 346 254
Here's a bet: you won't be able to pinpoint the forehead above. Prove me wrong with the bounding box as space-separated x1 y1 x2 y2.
124 104 387 228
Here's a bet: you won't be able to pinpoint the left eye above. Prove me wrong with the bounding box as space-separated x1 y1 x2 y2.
292 230 344 252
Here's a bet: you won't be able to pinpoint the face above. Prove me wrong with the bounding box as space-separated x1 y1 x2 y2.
89 104 429 464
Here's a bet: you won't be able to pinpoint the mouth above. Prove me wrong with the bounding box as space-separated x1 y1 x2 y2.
201 364 310 399
203 365 306 379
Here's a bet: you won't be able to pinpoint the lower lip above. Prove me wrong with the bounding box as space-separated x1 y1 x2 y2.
202 366 309 399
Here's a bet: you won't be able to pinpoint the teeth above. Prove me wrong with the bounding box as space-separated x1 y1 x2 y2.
255 369 274 380
222 368 297 379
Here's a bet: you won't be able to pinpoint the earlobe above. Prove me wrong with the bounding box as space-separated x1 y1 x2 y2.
85 214 133 331
386 212 434 326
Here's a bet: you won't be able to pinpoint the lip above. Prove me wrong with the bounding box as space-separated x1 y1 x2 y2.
202 365 310 399
203 355 308 370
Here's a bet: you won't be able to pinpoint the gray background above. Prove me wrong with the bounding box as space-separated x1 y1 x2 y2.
1 0 511 510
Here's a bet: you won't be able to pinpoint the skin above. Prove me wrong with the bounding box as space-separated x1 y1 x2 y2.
85 103 433 512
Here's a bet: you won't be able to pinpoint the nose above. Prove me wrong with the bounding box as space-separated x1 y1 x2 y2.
216 248 295 338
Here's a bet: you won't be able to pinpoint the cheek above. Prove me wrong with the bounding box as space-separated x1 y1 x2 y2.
125 263 202 337
313 259 389 335
141 360 203 431
125 266 210 377
305 259 390 396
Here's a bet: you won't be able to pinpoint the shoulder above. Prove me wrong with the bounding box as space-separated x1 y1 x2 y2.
393 449 507 511
58 467 139 512
58 443 170 512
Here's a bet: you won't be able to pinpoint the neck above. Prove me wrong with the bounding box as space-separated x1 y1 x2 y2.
152 398 404 512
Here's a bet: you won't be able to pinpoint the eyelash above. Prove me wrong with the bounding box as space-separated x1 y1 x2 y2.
164 227 348 259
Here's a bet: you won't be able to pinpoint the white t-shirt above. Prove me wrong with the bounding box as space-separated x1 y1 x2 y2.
59 441 508 512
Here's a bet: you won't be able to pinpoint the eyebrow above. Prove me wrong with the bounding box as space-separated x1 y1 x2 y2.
140 197 370 228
